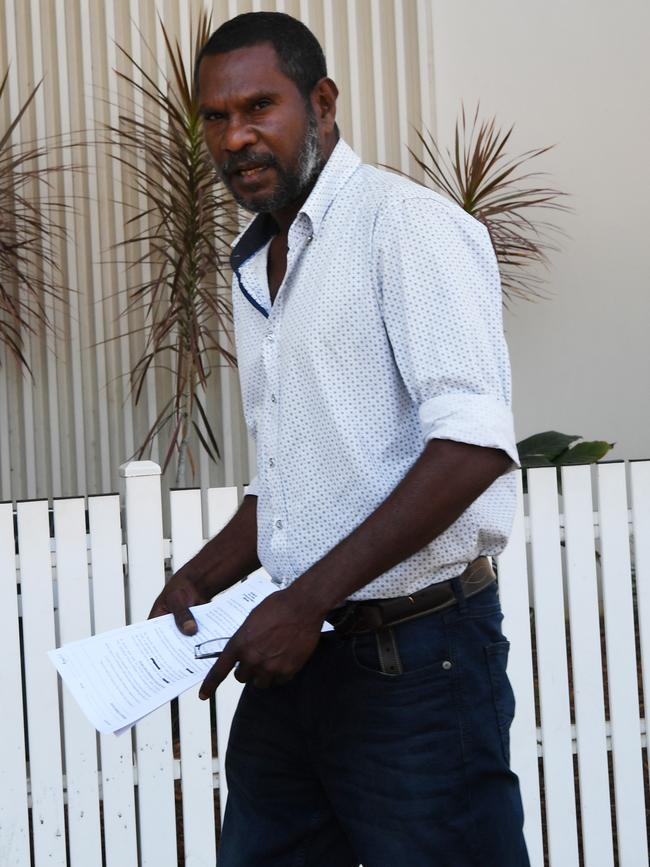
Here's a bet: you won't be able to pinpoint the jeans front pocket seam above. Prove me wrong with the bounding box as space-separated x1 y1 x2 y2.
349 631 454 681
349 645 453 680
485 640 515 765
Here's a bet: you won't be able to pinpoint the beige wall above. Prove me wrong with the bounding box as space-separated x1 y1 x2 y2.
0 0 647 502
431 0 650 460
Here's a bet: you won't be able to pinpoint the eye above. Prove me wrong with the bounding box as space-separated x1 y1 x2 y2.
252 98 272 111
201 110 226 123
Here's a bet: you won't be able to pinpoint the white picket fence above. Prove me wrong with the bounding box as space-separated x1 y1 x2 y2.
1 460 649 866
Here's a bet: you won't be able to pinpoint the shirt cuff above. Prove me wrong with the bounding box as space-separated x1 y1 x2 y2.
418 393 520 468
244 476 259 497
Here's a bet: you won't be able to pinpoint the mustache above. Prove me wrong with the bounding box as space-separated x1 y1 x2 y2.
220 150 278 177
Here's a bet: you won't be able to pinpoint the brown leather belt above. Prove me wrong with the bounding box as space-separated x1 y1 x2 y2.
325 557 496 636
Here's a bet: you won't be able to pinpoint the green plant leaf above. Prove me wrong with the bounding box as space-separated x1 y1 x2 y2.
517 431 581 463
554 440 615 465
519 455 556 469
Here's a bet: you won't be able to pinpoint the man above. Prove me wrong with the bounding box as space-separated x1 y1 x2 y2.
150 12 530 866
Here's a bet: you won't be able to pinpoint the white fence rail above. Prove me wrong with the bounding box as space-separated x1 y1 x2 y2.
1 460 649 866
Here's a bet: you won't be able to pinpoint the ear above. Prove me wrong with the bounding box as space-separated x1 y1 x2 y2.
311 77 338 135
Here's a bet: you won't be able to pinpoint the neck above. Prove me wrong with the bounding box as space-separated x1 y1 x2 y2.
270 186 314 235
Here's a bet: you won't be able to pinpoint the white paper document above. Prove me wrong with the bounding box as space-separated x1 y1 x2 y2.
49 572 281 735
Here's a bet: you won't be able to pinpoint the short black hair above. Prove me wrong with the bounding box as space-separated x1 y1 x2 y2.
194 12 328 100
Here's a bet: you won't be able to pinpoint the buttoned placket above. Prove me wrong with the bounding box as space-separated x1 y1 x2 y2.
261 215 315 580
262 322 285 553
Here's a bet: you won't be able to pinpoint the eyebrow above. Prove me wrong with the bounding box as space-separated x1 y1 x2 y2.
198 90 282 114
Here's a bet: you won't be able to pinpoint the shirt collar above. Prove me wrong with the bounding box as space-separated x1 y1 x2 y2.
298 138 361 238
230 139 361 270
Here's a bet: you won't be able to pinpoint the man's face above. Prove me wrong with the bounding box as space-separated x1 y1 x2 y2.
198 43 324 214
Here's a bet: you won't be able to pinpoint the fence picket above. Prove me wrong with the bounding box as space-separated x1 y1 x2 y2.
560 466 614 867
17 500 67 865
0 503 31 866
206 486 240 823
596 463 648 866
121 462 177 867
206 486 240 540
527 468 579 866
170 488 217 867
88 494 139 867
53 498 103 866
496 474 544 866
629 461 650 810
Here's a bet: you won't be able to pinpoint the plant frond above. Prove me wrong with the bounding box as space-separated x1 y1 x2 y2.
409 103 569 303
106 11 236 479
0 69 71 371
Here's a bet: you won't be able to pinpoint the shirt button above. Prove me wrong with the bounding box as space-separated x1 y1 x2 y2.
266 332 274 342
268 458 275 468
270 393 277 403
275 519 283 530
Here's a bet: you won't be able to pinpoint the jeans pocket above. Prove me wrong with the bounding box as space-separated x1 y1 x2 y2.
485 640 515 765
350 619 453 679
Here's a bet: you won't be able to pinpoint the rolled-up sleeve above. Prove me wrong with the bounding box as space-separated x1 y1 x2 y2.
375 195 519 467
244 476 259 497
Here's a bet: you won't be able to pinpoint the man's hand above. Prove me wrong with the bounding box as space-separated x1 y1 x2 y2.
198 588 323 697
148 493 261 635
148 564 214 636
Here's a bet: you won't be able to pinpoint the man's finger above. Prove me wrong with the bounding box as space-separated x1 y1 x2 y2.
161 589 198 635
233 662 255 684
199 642 240 699
148 600 168 620
174 608 198 635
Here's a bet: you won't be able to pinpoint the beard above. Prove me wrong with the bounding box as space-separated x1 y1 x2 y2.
218 109 323 214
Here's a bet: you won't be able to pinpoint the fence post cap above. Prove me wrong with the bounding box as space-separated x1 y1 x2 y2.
119 460 162 478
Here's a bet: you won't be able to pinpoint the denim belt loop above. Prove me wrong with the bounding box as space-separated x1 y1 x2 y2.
451 573 468 613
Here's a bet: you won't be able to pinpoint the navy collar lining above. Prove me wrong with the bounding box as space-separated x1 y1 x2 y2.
230 212 278 272
230 213 278 318
234 269 269 319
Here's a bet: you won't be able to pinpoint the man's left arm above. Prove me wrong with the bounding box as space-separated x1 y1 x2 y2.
198 439 510 695
199 198 518 696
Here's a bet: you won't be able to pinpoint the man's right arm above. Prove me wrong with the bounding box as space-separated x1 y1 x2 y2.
148 494 260 635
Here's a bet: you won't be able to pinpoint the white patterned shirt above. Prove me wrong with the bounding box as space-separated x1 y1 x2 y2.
231 139 518 600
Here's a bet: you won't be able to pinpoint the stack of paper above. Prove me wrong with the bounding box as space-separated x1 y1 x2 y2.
49 572 279 735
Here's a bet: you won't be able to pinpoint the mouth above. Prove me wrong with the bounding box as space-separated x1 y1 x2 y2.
237 165 267 178
224 164 274 192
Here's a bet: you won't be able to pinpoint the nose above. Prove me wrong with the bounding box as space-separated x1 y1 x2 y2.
222 114 257 153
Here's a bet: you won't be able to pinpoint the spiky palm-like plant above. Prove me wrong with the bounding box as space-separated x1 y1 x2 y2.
411 104 570 303
109 12 236 481
0 70 66 372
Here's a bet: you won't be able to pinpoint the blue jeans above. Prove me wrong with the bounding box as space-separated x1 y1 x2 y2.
218 580 530 866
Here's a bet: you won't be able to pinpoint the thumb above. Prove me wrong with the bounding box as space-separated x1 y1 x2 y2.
199 639 239 699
